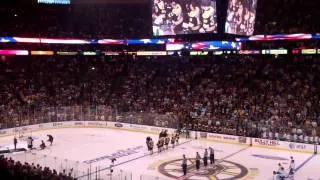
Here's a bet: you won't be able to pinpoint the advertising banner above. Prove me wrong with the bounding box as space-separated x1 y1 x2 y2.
31 51 54 55
0 128 13 137
85 121 107 128
284 141 314 153
262 49 288 55
57 51 78 55
200 132 208 138
190 51 209 56
207 133 240 144
252 138 315 153
0 50 29 55
137 51 167 56
238 136 247 144
239 50 260 54
301 49 316 54
253 138 280 147
38 0 70 5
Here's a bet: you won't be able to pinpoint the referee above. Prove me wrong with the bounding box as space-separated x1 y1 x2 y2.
209 147 215 164
182 154 187 175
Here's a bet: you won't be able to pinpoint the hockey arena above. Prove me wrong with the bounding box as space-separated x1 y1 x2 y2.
0 122 319 180
1 0 320 180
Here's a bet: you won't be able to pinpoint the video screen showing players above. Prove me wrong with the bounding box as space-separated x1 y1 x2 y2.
225 0 257 36
152 0 217 36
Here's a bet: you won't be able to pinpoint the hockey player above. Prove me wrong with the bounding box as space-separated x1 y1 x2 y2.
183 2 201 33
47 134 53 146
160 137 165 151
186 129 190 139
199 0 216 33
275 163 287 179
146 137 152 153
13 137 17 150
152 0 166 31
290 156 294 162
168 0 184 34
289 159 295 175
149 138 154 154
203 149 208 168
159 130 164 138
171 135 175 148
40 140 46 150
165 136 170 150
277 167 286 179
209 147 215 164
175 133 180 145
27 137 33 150
277 163 282 173
157 139 163 153
146 137 151 146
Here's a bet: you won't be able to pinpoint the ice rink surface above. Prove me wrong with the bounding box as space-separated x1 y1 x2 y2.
0 127 319 180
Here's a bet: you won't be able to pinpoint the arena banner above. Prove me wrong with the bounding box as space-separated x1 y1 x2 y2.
0 128 12 137
52 122 64 127
207 133 243 144
252 138 315 153
282 141 314 153
38 123 53 129
74 121 85 127
107 121 122 128
85 121 107 128
200 132 208 138
148 126 165 133
252 138 280 147
125 123 176 134
126 124 149 131
53 121 76 128
106 121 175 134
26 124 42 131
238 136 247 144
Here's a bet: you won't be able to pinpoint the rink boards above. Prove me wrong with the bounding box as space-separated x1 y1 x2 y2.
0 121 318 154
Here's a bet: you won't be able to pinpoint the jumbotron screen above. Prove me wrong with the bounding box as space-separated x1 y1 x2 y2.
225 0 257 36
152 0 218 36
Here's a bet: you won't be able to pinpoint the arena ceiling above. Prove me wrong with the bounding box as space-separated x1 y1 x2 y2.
72 0 147 4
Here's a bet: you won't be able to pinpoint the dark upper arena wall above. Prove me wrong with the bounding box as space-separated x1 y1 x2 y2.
2 0 147 4
71 0 148 4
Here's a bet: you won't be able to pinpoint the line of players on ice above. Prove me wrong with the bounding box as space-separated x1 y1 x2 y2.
13 135 54 151
146 130 181 154
273 156 295 180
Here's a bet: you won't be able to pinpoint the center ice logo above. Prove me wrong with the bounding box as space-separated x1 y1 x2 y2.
158 158 249 179
83 146 143 164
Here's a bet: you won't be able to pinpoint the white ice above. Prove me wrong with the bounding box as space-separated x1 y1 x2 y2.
0 127 319 180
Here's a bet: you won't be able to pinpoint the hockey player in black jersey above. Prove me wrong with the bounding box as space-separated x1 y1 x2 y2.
165 136 170 150
47 134 53 145
171 135 175 148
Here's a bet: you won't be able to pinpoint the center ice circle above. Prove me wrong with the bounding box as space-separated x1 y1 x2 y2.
158 158 249 180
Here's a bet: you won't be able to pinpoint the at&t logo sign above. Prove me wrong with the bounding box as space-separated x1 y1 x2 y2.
289 143 306 150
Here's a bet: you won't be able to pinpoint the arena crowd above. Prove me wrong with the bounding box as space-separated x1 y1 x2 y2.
0 55 319 144
0 155 75 180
